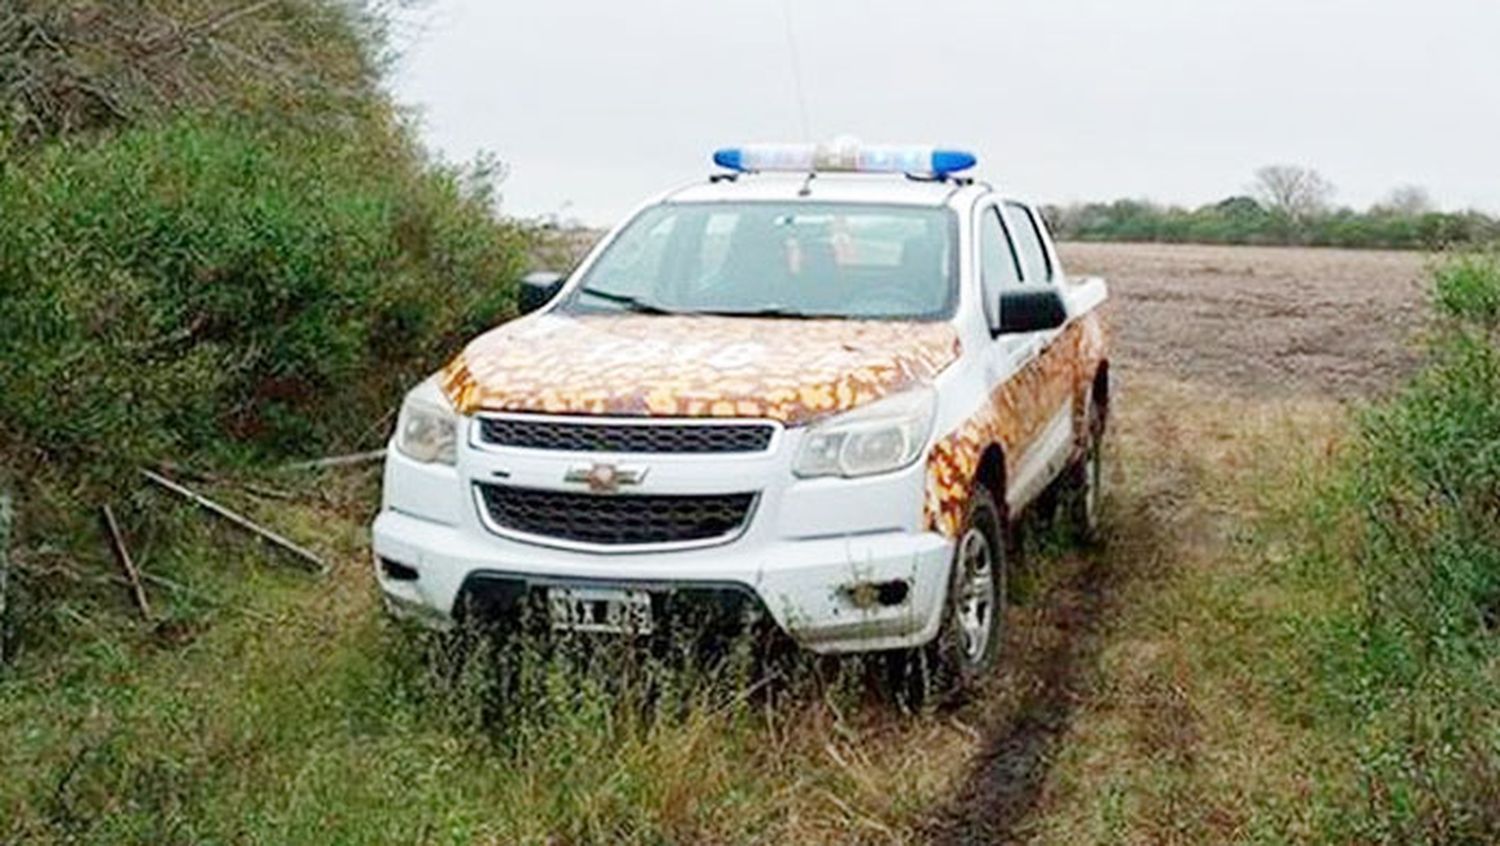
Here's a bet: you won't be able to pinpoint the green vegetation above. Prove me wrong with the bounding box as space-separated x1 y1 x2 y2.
1047 197 1500 250
0 117 524 466
0 0 526 661
2 0 528 472
1286 253 1500 839
1047 168 1497 250
0 464 960 842
1 521 803 842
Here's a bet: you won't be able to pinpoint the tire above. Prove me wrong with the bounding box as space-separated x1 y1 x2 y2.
924 485 1008 699
1062 394 1106 543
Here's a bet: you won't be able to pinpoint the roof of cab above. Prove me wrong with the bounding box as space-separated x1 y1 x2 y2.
663 173 984 207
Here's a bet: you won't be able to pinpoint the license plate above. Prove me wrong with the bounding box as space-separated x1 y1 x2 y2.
546 586 654 635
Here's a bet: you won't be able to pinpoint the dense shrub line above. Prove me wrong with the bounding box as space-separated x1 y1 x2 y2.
0 116 525 470
1297 254 1500 840
1045 198 1500 250
0 0 530 474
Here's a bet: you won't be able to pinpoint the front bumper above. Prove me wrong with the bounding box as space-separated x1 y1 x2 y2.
372 508 953 654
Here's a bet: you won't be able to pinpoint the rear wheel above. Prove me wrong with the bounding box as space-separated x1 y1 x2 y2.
1063 394 1106 542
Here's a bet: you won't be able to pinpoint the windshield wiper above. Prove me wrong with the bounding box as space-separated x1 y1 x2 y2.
693 306 823 320
577 286 680 315
578 289 822 319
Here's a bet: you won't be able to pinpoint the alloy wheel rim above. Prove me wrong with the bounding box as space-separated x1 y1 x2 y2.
956 527 996 663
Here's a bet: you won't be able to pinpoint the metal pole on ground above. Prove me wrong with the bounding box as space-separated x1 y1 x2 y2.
101 504 152 620
140 469 326 574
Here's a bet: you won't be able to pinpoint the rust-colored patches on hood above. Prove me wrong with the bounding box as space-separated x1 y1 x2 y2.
440 314 961 427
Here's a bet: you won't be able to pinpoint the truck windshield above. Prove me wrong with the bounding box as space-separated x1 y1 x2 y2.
562 202 956 320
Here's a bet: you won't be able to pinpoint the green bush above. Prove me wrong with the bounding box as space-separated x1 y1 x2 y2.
0 116 527 469
1301 253 1500 840
1357 254 1500 654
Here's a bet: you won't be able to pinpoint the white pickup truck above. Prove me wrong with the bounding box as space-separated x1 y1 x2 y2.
372 140 1109 689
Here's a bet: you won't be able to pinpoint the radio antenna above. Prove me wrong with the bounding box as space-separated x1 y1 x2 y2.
779 0 813 141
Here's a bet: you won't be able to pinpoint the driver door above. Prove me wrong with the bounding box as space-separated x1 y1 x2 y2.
978 201 1074 514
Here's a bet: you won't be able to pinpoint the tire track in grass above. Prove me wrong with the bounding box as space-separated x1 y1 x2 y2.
924 386 1203 844
923 553 1116 845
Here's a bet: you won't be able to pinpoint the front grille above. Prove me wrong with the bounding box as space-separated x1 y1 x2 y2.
478 417 775 454
476 484 756 547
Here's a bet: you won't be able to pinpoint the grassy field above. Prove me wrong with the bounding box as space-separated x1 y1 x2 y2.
3 245 1495 844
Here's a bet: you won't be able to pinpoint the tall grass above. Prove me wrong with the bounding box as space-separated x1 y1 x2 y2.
1 609 767 841
0 497 923 845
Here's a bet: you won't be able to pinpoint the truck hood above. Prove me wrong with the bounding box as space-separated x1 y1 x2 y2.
439 314 962 427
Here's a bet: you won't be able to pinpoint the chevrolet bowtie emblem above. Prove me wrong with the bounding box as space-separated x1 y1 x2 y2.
565 462 648 494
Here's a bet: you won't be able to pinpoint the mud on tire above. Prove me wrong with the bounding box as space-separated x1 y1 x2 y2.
895 485 1007 704
1062 393 1107 544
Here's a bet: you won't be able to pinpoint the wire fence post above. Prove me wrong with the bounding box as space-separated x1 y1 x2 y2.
0 492 14 666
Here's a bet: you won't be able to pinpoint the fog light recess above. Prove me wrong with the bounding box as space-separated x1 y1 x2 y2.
841 579 911 610
379 557 419 582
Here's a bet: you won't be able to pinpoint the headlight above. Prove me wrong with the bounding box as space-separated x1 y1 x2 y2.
793 386 936 478
395 378 458 465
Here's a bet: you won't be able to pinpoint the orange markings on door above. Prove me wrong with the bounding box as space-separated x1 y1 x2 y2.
923 311 1109 537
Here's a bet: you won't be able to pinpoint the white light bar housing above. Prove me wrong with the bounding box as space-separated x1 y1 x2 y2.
713 137 976 176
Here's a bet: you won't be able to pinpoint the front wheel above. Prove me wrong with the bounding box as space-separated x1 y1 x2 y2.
923 486 1008 699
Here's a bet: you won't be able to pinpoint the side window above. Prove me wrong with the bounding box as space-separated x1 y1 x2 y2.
979 207 1022 329
1004 202 1052 283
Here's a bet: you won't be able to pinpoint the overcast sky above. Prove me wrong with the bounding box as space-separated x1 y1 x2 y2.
389 0 1499 226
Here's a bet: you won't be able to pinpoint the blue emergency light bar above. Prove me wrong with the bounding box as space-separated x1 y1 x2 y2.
713 140 977 176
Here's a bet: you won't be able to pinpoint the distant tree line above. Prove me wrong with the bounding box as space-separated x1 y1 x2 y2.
1043 165 1500 250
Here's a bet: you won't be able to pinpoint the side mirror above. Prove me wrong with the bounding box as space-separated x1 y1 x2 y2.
997 288 1068 335
518 271 566 315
